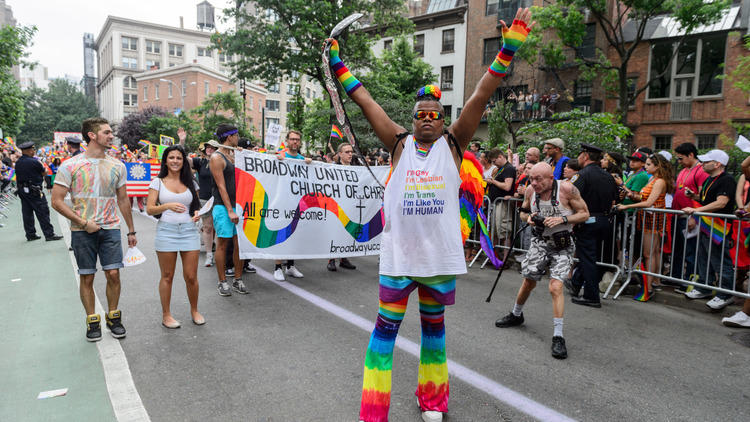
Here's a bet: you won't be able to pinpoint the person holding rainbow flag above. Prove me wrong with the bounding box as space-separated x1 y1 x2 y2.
325 7 534 422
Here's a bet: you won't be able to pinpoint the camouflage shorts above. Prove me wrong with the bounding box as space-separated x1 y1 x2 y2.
521 237 575 282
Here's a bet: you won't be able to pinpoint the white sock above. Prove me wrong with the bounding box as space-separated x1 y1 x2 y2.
553 318 564 337
512 303 524 316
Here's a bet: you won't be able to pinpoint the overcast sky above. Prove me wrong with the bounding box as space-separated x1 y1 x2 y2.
9 0 235 80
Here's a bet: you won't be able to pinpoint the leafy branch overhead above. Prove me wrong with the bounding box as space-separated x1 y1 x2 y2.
213 0 412 88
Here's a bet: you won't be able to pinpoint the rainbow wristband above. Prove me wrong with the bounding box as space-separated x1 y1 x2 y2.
329 40 362 95
488 20 530 78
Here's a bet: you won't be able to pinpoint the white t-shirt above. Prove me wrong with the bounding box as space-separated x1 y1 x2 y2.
149 178 196 224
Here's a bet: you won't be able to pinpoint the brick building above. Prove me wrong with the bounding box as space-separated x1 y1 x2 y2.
609 3 750 150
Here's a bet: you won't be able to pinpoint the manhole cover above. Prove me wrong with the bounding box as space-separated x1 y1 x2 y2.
729 332 750 348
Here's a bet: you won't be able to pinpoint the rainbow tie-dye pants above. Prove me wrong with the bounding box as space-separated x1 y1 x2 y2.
359 274 456 422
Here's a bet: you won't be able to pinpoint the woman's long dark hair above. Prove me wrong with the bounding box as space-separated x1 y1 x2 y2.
158 145 201 214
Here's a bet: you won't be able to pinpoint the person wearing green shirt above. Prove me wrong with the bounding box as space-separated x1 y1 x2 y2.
622 151 651 208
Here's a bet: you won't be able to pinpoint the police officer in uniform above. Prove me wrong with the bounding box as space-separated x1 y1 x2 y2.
15 142 63 241
565 143 617 307
65 136 83 158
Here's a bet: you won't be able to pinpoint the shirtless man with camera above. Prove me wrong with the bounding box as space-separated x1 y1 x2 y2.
494 162 589 359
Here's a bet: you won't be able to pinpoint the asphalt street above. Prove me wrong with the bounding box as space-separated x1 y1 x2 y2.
100 210 749 422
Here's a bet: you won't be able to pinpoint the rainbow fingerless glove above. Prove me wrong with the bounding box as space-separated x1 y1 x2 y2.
488 20 530 78
329 39 362 95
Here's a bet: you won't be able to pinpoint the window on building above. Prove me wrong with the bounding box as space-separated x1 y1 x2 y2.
143 86 148 101
123 93 138 106
169 62 178 67
441 29 455 53
443 105 452 121
483 38 501 65
265 100 280 111
181 79 186 97
268 83 279 93
123 76 136 89
168 43 183 57
146 40 161 54
653 135 673 150
122 57 137 69
697 35 725 96
440 66 454 91
248 95 253 110
648 42 673 99
197 47 212 57
287 101 296 112
578 24 596 59
168 82 173 98
383 39 392 50
155 84 160 100
575 80 592 98
627 77 638 106
414 34 424 57
205 81 210 95
291 70 299 79
121 36 137 51
456 107 462 117
266 118 280 128
696 134 717 150
486 0 499 16
146 60 160 70
219 52 229 63
648 34 726 99
498 0 519 22
305 87 311 98
286 84 298 95
217 85 222 93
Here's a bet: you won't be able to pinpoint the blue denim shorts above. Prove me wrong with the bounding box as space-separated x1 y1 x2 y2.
155 221 200 252
212 205 237 238
71 229 124 275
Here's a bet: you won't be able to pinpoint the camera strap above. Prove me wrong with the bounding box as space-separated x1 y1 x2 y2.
533 179 559 214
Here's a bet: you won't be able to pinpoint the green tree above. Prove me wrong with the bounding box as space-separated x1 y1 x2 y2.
486 100 517 148
187 91 255 147
531 0 731 125
20 78 99 145
214 0 411 89
517 109 631 156
0 25 36 138
115 105 168 148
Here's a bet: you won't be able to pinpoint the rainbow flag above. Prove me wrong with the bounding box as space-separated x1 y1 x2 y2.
80 144 87 152
459 152 502 268
276 142 285 152
257 148 267 153
138 140 150 148
9 169 15 181
330 124 343 139
697 215 731 245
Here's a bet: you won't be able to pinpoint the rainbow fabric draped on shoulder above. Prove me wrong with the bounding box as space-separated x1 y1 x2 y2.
459 152 502 268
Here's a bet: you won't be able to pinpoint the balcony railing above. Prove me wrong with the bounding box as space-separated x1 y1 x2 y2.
670 100 692 121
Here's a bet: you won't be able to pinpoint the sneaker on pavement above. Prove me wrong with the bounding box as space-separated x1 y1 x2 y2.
495 312 524 328
421 410 443 422
232 279 249 294
105 310 126 339
339 258 356 270
217 281 232 296
225 268 235 277
551 336 568 359
204 253 213 267
685 289 712 300
86 314 102 342
563 277 580 297
706 296 734 311
274 268 285 281
243 262 256 273
285 266 304 278
722 311 750 328
327 259 337 271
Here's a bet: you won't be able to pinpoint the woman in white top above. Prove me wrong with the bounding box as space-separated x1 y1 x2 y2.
146 145 204 328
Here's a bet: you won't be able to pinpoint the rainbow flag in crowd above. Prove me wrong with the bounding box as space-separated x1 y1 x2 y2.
257 148 267 153
138 140 150 148
331 124 343 139
458 152 502 268
9 169 15 181
276 142 285 152
697 215 730 245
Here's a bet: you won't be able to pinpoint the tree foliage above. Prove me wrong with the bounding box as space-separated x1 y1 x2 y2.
300 36 435 153
20 78 99 145
531 0 731 125
517 110 630 156
214 0 412 88
115 106 168 148
187 91 256 147
0 25 36 138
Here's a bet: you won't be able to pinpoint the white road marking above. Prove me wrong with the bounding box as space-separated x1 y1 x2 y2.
252 266 577 422
57 213 150 422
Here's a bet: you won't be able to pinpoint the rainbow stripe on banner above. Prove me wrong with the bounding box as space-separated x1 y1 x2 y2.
697 215 730 245
331 124 343 139
235 168 384 248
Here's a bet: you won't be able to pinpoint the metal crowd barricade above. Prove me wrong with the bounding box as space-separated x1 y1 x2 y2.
612 207 749 300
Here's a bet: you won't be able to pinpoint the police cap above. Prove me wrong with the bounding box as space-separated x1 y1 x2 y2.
19 141 36 150
579 143 603 154
65 136 82 145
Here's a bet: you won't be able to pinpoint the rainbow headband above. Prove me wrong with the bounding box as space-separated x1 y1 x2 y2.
216 129 238 138
416 85 442 100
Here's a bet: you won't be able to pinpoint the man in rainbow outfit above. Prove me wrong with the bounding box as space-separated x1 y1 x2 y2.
326 8 534 422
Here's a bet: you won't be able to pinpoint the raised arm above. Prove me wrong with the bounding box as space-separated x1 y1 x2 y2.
448 8 534 148
325 39 405 151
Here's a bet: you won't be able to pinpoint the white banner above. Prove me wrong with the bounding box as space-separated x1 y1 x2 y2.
233 150 389 259
264 123 282 148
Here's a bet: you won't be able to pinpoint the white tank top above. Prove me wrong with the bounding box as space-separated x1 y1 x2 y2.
379 135 466 277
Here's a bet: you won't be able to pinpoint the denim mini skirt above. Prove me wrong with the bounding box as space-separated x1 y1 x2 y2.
155 221 200 252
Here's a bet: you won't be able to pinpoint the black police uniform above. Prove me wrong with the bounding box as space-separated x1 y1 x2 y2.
15 144 58 240
571 145 618 304
65 136 83 158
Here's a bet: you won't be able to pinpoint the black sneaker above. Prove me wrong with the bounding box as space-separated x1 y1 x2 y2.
86 314 102 342
232 279 249 294
563 278 580 297
225 268 235 277
551 336 567 359
495 312 524 328
105 310 126 339
46 234 63 241
243 263 256 274
327 260 337 271
339 258 356 270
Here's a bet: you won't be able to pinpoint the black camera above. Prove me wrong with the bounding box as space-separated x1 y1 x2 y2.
238 137 254 149
531 214 546 237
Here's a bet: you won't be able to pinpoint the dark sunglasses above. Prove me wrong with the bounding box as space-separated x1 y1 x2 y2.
413 110 443 120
